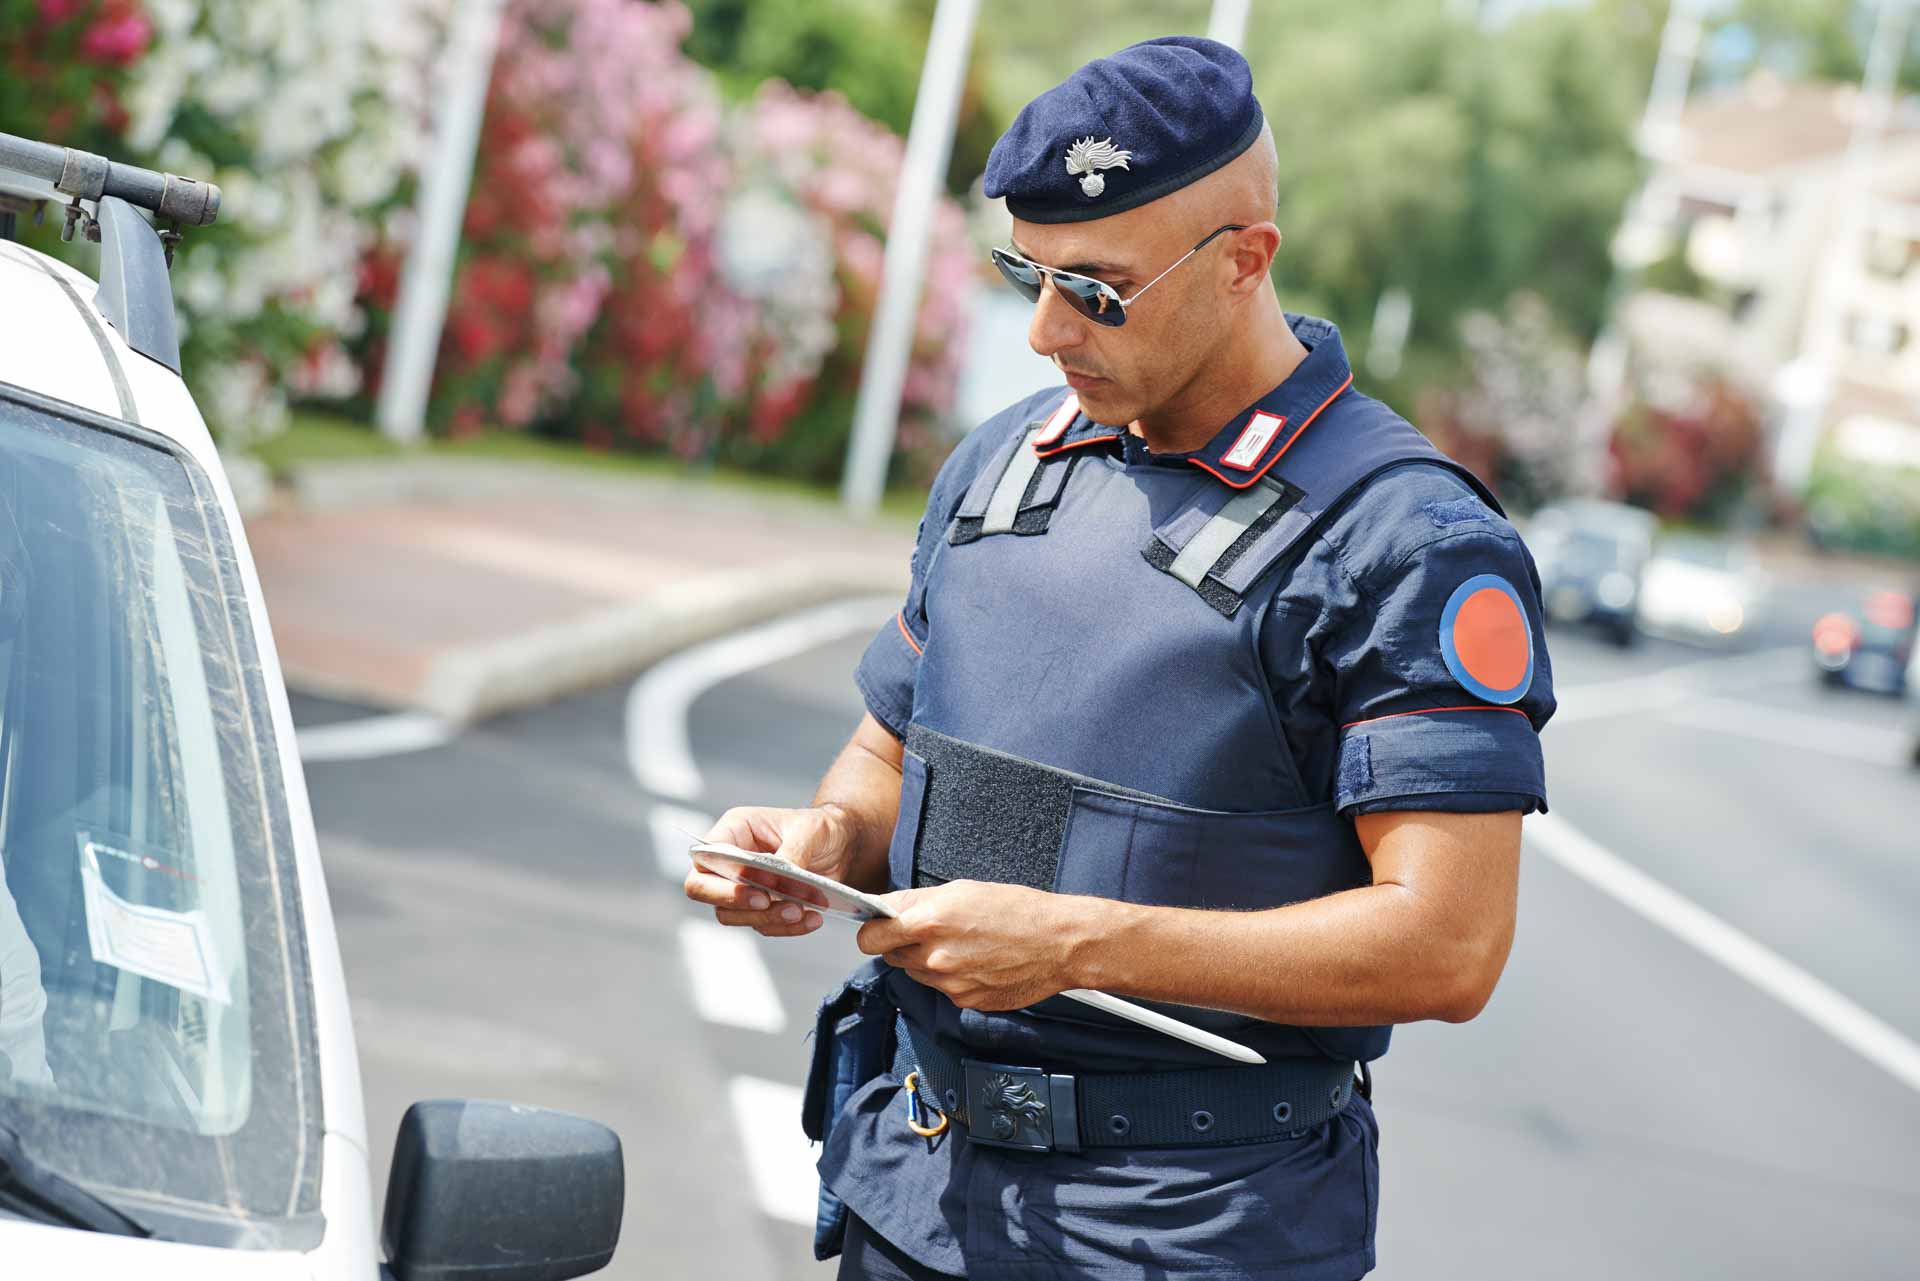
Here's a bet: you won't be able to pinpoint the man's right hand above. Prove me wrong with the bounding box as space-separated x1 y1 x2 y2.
682 805 860 938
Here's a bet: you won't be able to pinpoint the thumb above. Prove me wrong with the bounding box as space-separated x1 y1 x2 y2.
869 888 918 918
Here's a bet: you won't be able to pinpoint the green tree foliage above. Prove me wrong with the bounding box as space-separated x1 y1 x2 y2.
679 0 1001 189
1237 0 1658 402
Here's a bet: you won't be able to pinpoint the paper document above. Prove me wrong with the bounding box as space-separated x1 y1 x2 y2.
76 835 231 1006
688 840 1264 1064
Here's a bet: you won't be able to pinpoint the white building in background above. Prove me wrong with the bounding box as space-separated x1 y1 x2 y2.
1611 73 1920 485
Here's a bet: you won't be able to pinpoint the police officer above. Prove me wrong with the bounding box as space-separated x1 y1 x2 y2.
685 36 1554 1281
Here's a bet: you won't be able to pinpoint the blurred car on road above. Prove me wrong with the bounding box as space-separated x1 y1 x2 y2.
1907 644 1920 768
1811 588 1919 696
1 135 622 1280
1636 534 1770 645
1524 499 1656 646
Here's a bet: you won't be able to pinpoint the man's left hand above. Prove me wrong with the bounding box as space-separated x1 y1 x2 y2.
856 880 1082 1011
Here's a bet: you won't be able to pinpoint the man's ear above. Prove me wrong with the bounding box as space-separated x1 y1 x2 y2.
1225 223 1281 297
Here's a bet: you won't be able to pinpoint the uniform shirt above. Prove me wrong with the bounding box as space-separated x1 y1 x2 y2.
828 316 1554 1280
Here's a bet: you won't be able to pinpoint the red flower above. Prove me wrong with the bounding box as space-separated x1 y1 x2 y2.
81 12 151 66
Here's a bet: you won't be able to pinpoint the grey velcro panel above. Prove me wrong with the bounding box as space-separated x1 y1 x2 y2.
905 724 1168 891
981 429 1045 534
1166 478 1294 589
956 431 1026 520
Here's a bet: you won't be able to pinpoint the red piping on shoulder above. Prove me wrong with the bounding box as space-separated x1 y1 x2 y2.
1032 394 1081 446
1188 373 1355 489
1341 704 1528 731
1034 434 1121 459
896 612 924 656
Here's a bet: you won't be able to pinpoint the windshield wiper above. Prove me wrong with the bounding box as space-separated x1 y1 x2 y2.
0 1125 150 1237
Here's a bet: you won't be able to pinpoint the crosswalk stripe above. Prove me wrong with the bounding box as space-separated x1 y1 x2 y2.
678 918 787 1034
728 1076 819 1226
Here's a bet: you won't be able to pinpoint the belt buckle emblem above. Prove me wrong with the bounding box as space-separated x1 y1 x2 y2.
961 1059 1053 1152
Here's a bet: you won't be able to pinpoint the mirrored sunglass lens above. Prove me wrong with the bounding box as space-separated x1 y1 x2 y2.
992 250 1043 301
1054 275 1125 327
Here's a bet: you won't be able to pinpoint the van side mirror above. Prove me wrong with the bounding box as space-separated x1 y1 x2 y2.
382 1100 623 1281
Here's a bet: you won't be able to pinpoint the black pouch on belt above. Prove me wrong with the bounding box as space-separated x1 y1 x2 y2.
801 957 896 1261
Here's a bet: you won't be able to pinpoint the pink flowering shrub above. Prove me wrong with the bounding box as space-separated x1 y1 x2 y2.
401 0 686 435
0 0 150 154
702 80 973 482
372 0 975 482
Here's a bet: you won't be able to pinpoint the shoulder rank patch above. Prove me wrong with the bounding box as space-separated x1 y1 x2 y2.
1439 574 1533 704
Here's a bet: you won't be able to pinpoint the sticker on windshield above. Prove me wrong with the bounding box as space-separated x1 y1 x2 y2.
75 833 231 1006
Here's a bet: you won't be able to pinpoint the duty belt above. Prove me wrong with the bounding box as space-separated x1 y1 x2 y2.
893 1016 1360 1153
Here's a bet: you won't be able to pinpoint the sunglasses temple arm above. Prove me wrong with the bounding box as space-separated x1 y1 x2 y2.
1125 243 1205 308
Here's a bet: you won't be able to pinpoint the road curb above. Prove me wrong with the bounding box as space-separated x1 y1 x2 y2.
283 456 901 530
266 457 912 721
344 558 906 725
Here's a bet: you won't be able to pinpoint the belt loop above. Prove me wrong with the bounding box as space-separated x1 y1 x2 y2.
1047 1075 1081 1154
1357 1060 1373 1101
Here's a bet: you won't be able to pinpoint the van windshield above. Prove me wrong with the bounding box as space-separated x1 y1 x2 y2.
0 387 321 1248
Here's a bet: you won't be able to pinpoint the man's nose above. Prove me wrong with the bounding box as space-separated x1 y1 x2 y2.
1027 279 1087 362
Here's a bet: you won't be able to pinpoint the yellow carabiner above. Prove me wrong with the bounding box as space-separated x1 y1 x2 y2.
902 1072 949 1138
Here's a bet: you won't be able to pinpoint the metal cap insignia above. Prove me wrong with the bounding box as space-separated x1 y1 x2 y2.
1064 136 1133 198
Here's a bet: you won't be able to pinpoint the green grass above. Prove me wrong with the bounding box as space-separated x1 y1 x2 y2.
258 411 926 523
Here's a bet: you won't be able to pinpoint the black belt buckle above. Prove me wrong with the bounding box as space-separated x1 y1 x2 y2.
960 1059 1078 1153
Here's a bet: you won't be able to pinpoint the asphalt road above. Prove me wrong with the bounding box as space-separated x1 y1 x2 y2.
293 587 1920 1280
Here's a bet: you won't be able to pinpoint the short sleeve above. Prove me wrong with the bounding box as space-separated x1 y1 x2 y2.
1318 489 1556 818
852 518 931 740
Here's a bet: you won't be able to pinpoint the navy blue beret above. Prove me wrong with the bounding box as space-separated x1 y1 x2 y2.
983 36 1264 224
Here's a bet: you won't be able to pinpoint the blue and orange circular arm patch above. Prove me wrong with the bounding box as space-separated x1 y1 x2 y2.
1438 574 1534 704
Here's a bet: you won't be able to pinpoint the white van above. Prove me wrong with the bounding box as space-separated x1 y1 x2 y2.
0 134 623 1278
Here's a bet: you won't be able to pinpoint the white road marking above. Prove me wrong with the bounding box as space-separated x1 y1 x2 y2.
678 918 788 1034
729 1076 819 1225
1527 812 1920 1095
650 803 717 879
1659 696 1910 766
626 596 897 801
296 712 456 762
351 997 614 1081
1550 645 1803 726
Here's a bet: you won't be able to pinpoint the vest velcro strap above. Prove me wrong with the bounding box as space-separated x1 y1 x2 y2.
1165 477 1294 590
1143 476 1304 617
950 424 1077 546
982 429 1045 534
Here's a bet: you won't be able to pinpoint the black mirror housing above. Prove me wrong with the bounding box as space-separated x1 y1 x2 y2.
382 1100 623 1281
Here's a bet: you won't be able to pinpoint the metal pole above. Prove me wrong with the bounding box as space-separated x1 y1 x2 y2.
1636 0 1705 160
840 0 981 516
1205 0 1251 50
377 0 505 445
1778 0 1912 492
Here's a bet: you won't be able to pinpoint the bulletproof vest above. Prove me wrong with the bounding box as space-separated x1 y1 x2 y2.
885 384 1501 1070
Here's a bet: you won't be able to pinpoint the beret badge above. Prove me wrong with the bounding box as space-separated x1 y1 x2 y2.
1064 136 1133 198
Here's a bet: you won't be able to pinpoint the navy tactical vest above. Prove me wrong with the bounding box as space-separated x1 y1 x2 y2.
883 342 1502 1072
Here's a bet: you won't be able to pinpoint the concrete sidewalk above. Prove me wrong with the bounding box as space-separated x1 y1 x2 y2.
246 458 913 723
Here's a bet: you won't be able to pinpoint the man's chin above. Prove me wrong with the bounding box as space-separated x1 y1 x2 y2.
1067 383 1135 427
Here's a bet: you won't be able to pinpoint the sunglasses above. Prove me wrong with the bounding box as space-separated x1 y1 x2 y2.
990 224 1247 328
